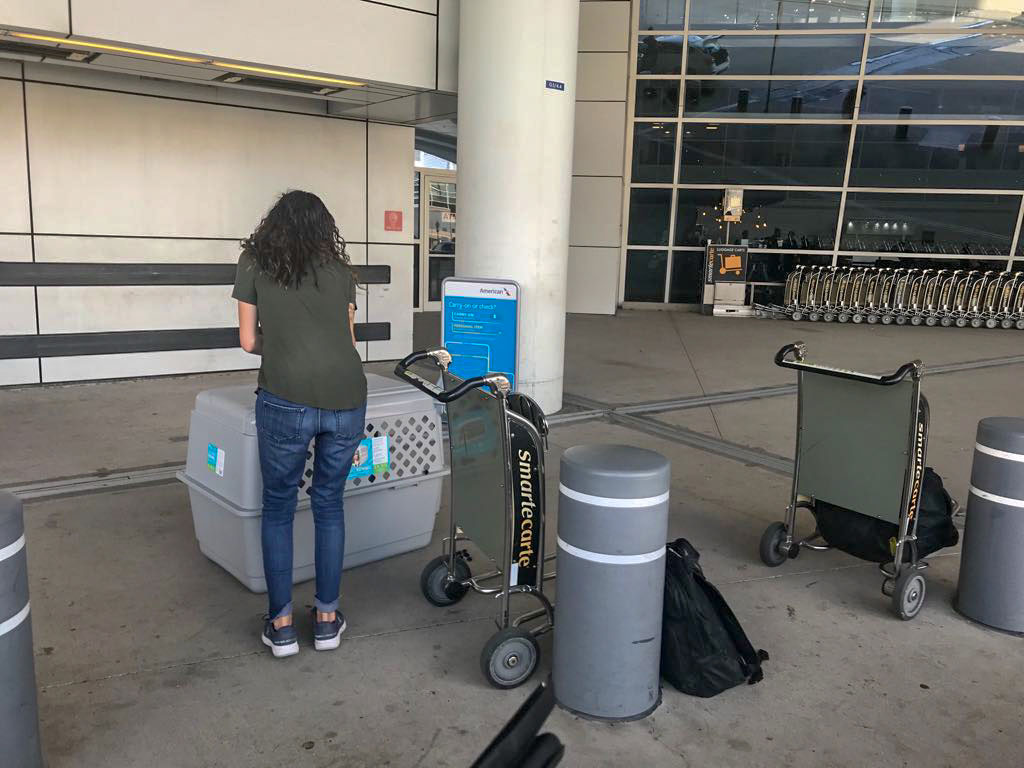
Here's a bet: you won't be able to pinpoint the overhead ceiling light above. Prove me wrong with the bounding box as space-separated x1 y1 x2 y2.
212 61 364 87
222 75 242 83
11 32 205 62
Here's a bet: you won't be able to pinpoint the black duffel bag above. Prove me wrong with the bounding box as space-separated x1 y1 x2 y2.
661 538 768 698
812 467 959 563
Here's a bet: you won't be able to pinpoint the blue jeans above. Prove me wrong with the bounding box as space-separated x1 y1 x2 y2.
255 389 366 620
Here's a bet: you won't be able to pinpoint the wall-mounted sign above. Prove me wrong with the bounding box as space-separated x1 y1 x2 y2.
442 277 520 389
441 211 456 223
384 210 403 231
706 244 748 284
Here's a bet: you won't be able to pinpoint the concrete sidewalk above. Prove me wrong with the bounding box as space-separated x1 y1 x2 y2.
6 311 1024 767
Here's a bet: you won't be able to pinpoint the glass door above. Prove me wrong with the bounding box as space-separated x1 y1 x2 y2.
419 170 456 311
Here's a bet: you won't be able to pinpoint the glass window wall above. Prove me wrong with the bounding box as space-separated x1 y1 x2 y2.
624 0 1024 304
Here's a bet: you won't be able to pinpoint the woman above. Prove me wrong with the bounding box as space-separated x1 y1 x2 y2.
232 190 367 659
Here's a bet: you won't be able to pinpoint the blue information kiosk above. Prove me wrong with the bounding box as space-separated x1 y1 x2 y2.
441 277 520 388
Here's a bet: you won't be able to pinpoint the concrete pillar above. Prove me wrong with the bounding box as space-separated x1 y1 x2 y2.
456 0 580 413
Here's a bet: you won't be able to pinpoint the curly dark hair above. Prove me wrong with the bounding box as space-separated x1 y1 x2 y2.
241 190 352 287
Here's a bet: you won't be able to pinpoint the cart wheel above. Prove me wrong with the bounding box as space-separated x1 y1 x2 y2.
1001 319 1013 330
838 313 850 323
985 318 998 329
791 311 803 321
480 627 539 689
925 316 937 327
891 570 926 621
759 522 789 568
895 315 908 326
940 317 952 327
881 577 895 598
867 314 879 324
420 555 471 607
809 312 821 322
910 316 923 326
852 314 864 324
1017 319 1024 330
955 317 968 328
970 317 983 328
823 312 836 322
881 315 894 325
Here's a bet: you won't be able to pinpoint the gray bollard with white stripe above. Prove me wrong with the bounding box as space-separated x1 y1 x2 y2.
0 491 44 768
553 444 670 721
956 417 1024 633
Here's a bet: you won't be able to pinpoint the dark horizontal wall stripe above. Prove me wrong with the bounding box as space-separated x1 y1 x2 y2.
0 263 236 286
0 324 391 359
0 263 392 286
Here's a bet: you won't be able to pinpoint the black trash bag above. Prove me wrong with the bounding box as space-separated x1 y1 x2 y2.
661 538 769 698
812 467 959 564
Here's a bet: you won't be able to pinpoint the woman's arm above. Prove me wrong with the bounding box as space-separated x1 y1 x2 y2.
349 302 358 348
238 301 262 355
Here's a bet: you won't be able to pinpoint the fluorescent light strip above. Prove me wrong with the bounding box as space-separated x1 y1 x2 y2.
212 61 364 87
12 32 204 63
8 32 365 87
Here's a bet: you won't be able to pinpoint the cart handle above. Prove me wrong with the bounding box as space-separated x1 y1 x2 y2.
394 348 511 403
775 342 922 385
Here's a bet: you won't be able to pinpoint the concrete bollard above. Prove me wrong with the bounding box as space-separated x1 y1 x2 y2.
956 417 1024 633
553 444 670 721
0 491 44 768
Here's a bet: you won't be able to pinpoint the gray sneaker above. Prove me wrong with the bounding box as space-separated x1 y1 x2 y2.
262 618 299 658
312 609 347 651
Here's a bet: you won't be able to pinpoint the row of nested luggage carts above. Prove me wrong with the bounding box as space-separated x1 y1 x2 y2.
755 266 1024 329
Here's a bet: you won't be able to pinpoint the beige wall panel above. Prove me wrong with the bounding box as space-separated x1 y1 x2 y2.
0 358 39 386
366 244 413 362
368 123 415 244
0 234 33 261
347 243 369 362
437 0 460 92
579 1 631 52
42 348 257 383
566 246 619 315
576 52 628 102
0 79 30 233
26 84 367 241
35 236 241 264
0 287 37 334
570 176 622 248
0 0 69 33
573 101 626 177
72 0 437 89
37 285 236 334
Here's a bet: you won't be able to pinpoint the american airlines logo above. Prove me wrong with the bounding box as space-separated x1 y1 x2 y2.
480 287 512 297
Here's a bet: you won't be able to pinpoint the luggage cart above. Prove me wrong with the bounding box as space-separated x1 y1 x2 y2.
961 270 995 328
933 270 962 327
980 271 1012 329
759 342 933 620
948 270 979 327
995 272 1023 329
394 349 555 689
845 267 871 324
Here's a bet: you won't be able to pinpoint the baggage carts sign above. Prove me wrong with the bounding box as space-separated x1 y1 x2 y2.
509 422 542 588
706 244 748 284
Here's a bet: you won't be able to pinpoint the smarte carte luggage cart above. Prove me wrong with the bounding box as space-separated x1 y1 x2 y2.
759 342 933 620
394 349 555 689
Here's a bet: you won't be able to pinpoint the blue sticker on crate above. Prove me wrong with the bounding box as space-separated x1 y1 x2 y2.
349 435 389 479
206 443 225 477
545 80 565 91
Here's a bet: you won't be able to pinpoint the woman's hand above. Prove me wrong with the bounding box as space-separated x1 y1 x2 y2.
238 301 263 355
349 302 358 348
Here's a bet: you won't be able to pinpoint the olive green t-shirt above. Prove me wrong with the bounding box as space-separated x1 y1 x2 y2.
232 252 367 411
